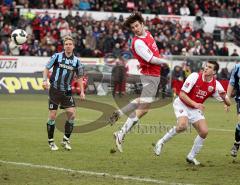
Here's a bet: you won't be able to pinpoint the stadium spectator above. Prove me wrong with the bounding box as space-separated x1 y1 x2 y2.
1 2 239 58
219 42 229 56
231 49 239 56
172 65 185 96
79 0 91 10
108 12 168 153
0 39 8 55
154 61 231 165
111 59 127 97
158 63 170 99
192 14 206 38
219 67 230 80
180 4 190 16
42 35 85 151
3 0 240 18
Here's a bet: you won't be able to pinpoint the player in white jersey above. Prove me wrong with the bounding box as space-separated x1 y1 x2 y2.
154 61 231 165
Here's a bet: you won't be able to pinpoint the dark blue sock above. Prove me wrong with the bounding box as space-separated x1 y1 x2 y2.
235 123 240 143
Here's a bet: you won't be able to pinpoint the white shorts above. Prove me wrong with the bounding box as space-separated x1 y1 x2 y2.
140 75 160 103
173 97 205 124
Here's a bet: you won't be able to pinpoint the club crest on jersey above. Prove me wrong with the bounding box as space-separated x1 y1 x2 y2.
208 86 214 92
184 82 190 88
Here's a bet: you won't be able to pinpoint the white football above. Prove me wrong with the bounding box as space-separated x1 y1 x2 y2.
11 29 28 45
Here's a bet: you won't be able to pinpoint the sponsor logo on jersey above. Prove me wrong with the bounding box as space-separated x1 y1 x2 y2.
59 63 74 70
196 89 207 99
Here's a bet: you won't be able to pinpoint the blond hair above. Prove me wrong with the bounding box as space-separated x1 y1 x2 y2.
63 36 74 44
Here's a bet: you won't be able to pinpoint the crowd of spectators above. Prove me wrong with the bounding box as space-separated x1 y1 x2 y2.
2 0 240 18
0 0 240 57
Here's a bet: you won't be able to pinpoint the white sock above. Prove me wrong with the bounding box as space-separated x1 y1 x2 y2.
158 126 177 144
120 115 139 135
187 135 205 160
117 109 124 116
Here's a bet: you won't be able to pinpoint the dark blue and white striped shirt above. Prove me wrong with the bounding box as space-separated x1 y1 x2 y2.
229 64 240 100
46 52 84 91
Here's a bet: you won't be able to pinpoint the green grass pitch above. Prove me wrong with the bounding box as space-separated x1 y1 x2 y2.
0 94 240 185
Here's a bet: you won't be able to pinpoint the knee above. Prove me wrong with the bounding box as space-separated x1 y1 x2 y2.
49 112 57 120
67 110 76 120
199 129 208 139
176 122 188 133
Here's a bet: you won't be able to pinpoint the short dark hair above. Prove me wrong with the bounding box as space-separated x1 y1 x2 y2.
208 61 219 73
123 12 144 29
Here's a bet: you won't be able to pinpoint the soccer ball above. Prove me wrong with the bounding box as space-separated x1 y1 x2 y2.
11 29 28 45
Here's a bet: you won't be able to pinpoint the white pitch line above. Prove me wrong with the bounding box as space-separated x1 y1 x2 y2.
0 160 194 185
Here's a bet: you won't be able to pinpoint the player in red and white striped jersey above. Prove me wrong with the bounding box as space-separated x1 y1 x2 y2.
154 61 231 165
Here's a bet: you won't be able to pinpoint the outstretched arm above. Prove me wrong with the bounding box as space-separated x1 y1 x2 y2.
149 56 168 66
213 81 231 107
226 83 234 100
134 39 168 66
77 77 85 100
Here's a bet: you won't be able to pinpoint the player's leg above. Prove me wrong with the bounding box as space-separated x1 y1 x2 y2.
113 75 160 152
113 101 150 152
186 118 207 165
154 116 188 155
108 97 140 125
108 75 159 125
154 97 189 155
47 87 60 151
230 103 240 157
60 91 76 150
60 107 76 150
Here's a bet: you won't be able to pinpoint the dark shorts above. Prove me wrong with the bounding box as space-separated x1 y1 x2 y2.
48 86 75 110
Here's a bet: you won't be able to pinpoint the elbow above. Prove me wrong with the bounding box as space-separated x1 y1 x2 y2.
179 91 185 99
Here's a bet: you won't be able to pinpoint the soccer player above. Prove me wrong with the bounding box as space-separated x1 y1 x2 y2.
108 12 168 152
226 64 240 157
154 61 231 165
42 36 85 151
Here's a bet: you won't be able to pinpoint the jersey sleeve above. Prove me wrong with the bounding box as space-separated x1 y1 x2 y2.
134 39 153 62
229 65 238 86
181 72 199 93
46 53 58 69
212 80 225 101
76 59 84 78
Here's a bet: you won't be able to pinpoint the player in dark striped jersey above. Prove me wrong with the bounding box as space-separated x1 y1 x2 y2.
226 64 240 157
42 36 85 151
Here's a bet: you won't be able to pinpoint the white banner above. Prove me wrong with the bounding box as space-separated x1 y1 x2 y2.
0 56 102 73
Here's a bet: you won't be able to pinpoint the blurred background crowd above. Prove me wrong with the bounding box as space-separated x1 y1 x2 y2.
0 0 240 57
